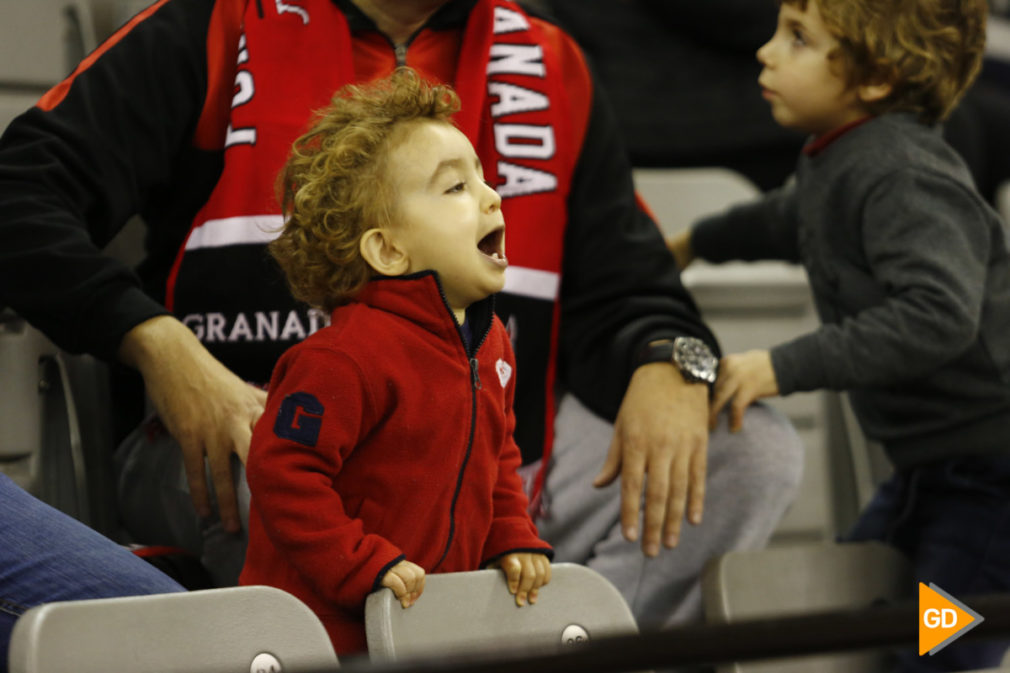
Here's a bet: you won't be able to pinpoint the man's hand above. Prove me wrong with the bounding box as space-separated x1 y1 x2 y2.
381 559 426 609
594 363 709 556
711 350 779 432
118 315 267 533
665 230 696 270
490 553 551 606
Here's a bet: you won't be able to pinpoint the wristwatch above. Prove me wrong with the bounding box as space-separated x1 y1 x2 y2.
636 337 718 385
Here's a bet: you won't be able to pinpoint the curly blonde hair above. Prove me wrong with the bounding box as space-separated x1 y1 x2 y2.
783 0 987 124
269 68 460 312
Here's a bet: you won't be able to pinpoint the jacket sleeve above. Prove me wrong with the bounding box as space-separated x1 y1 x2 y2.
555 35 720 421
0 0 222 359
690 181 802 264
247 346 404 610
482 341 553 564
771 170 990 393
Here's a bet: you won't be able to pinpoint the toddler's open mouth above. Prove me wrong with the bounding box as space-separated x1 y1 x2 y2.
477 226 506 264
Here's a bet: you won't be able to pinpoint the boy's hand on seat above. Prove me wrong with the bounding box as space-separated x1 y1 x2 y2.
493 553 551 606
711 350 779 432
381 559 426 608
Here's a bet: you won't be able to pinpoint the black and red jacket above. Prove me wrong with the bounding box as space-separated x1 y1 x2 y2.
0 0 717 466
240 272 550 652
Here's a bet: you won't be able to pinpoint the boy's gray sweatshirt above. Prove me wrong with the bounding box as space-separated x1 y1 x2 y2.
692 113 1010 468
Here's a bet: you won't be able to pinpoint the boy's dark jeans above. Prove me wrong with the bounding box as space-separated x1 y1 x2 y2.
847 455 1010 672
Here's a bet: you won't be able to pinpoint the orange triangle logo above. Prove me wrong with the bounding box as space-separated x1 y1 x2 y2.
918 582 984 656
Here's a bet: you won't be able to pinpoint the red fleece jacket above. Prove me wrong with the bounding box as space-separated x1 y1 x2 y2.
240 272 551 653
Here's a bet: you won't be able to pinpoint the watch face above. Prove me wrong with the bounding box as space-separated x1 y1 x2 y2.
674 337 718 384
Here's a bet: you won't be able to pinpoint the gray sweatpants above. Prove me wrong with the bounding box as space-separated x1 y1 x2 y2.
115 393 803 626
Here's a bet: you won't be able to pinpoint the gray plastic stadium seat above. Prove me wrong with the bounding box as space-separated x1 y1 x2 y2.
8 585 339 673
0 313 88 518
0 310 121 535
702 541 913 673
0 0 96 131
364 562 637 661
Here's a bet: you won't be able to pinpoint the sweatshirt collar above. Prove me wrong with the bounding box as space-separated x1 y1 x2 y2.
347 271 495 356
803 116 873 157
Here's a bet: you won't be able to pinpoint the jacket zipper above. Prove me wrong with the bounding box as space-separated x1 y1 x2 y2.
379 31 411 67
433 285 491 571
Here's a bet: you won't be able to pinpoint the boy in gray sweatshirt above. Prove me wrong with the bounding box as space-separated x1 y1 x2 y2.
669 0 1009 669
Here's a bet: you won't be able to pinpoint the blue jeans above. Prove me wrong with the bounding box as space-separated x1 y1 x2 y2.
847 455 1010 672
0 473 184 672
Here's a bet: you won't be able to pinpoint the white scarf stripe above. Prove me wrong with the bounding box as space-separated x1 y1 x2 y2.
502 266 560 301
184 215 284 250
182 214 560 301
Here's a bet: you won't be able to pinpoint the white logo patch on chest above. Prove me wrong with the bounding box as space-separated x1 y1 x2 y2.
495 358 513 388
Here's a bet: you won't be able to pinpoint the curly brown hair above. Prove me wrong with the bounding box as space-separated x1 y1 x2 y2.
269 68 460 312
782 0 987 124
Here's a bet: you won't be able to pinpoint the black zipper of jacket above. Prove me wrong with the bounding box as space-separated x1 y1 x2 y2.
432 284 492 571
376 24 417 67
374 2 472 67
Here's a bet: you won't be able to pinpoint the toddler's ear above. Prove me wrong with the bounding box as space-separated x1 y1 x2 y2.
857 79 892 105
360 228 410 276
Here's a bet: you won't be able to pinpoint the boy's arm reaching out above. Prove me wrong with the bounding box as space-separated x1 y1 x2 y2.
686 182 802 265
771 171 992 394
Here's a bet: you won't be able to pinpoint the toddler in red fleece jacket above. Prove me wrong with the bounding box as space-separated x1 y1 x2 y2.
239 68 552 654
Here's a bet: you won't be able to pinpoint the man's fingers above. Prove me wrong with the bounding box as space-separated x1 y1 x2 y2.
208 443 240 533
688 441 708 525
233 420 254 465
180 439 212 519
641 449 672 557
618 442 646 543
662 448 690 548
592 437 622 488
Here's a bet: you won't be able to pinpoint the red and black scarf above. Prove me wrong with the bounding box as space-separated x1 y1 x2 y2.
168 0 575 501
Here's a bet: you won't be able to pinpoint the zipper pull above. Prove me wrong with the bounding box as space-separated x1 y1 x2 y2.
394 43 408 66
469 358 482 390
